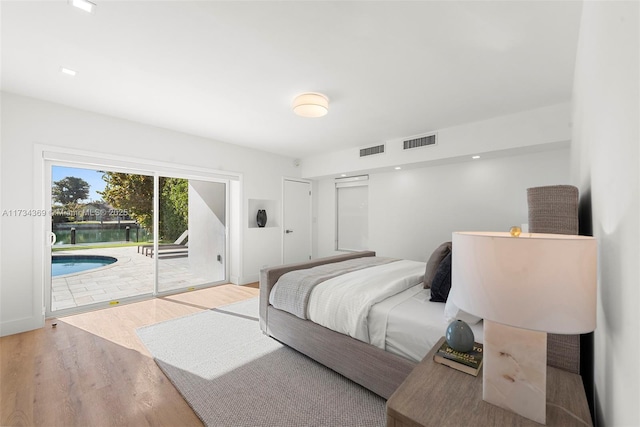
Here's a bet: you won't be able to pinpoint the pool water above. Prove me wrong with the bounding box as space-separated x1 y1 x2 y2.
52 255 117 276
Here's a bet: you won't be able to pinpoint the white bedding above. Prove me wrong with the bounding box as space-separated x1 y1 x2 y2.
370 284 484 362
273 257 483 364
306 259 425 342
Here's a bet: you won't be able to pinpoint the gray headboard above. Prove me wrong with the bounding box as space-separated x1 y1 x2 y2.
527 185 581 374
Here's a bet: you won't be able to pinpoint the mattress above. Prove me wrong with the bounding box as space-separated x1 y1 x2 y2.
369 284 484 363
306 260 426 342
268 259 483 364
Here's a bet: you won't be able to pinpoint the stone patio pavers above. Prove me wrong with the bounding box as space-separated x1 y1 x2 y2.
51 245 219 311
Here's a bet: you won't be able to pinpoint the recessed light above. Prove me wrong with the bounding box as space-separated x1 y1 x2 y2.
472 155 481 159
395 167 402 170
60 67 77 77
340 174 347 177
70 0 95 13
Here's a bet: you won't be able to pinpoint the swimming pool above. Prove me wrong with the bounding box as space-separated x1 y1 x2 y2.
52 255 117 276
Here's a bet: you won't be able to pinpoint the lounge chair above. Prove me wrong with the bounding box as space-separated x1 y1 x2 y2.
137 230 188 258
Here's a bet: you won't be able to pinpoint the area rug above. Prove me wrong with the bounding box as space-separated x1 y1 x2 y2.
136 298 386 427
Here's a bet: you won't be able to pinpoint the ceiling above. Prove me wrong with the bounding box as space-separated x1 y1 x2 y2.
1 1 583 159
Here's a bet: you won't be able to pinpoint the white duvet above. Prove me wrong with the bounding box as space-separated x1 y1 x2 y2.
306 259 425 343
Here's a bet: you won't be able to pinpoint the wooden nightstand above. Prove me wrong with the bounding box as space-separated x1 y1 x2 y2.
386 341 592 427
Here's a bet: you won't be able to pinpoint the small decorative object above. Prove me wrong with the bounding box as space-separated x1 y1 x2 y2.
256 209 267 228
445 319 475 352
509 225 521 237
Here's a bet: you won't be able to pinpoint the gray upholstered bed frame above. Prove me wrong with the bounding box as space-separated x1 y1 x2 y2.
259 249 582 400
259 251 416 399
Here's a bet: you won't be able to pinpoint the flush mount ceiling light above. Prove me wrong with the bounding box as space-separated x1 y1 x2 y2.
292 92 329 118
69 0 95 13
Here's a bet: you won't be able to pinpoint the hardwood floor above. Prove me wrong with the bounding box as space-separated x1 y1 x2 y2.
0 283 260 427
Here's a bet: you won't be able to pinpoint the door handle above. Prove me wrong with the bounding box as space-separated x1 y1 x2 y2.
49 232 57 246
285 229 294 234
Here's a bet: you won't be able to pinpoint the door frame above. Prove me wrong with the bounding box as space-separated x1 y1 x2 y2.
37 145 241 318
281 177 312 264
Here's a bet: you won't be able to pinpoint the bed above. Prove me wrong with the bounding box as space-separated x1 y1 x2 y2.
259 185 586 402
259 249 481 399
259 253 583 401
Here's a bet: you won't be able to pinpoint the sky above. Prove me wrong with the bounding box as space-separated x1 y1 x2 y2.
52 166 106 202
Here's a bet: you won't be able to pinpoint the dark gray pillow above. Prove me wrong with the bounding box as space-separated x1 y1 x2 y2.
429 252 452 302
423 241 452 288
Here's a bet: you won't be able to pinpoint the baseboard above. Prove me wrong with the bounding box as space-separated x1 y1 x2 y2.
239 273 259 285
0 315 44 337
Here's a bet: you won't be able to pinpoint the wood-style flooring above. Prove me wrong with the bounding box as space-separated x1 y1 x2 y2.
0 283 260 427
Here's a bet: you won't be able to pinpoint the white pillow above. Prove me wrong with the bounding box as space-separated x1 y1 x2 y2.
444 297 482 325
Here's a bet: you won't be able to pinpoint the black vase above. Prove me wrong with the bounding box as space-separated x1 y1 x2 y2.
256 209 267 228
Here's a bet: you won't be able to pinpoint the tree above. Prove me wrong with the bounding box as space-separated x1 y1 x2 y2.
160 177 189 241
99 172 154 230
52 177 90 205
99 172 188 241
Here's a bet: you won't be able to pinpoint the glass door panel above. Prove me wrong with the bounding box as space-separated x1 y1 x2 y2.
49 166 154 314
157 177 227 293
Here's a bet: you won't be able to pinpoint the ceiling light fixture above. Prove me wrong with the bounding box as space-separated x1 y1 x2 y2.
472 155 481 159
60 67 78 77
70 0 95 13
292 92 329 118
395 167 402 170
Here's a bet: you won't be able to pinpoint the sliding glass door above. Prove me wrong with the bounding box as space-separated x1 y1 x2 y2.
48 165 154 313
46 161 229 316
156 177 227 293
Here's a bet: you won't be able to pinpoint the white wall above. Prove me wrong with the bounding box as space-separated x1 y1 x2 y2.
0 92 300 336
313 147 570 261
302 102 571 179
571 2 640 426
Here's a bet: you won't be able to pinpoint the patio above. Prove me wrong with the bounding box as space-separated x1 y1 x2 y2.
51 245 219 311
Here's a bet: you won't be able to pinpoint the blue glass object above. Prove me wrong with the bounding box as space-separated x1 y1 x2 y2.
445 320 475 352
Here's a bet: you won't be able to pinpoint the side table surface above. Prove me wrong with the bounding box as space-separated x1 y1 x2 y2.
386 338 592 427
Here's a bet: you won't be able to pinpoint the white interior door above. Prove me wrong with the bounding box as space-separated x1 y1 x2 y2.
283 179 311 264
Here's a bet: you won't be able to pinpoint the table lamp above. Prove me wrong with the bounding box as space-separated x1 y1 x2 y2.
449 231 596 424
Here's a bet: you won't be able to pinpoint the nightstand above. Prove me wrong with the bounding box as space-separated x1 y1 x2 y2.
386 340 592 427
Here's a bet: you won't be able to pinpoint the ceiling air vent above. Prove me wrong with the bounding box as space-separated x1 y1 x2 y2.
360 144 385 157
403 133 437 150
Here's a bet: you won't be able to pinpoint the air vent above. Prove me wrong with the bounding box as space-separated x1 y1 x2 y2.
360 144 385 157
403 134 437 150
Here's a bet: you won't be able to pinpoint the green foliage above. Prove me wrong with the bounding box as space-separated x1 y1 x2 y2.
99 172 188 240
160 177 189 241
99 172 154 229
52 176 90 205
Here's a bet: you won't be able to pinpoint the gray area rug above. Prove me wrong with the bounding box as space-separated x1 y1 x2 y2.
136 298 386 427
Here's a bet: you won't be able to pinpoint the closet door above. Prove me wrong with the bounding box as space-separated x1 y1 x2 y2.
283 179 311 264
